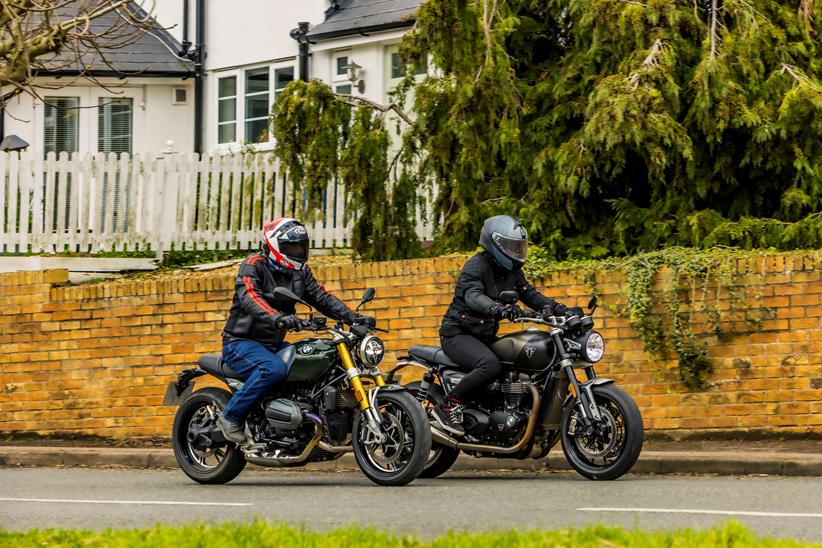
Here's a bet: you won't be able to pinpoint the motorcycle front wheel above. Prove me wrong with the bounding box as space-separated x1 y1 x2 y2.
405 380 461 478
352 390 431 486
172 387 247 484
560 383 643 480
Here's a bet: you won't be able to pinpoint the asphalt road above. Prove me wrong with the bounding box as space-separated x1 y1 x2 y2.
2 468 822 541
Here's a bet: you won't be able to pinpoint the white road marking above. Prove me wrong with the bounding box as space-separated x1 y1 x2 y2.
0 497 252 507
578 507 822 518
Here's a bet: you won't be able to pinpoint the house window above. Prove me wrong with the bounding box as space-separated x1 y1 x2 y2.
98 98 133 154
390 51 426 79
218 76 237 144
274 66 294 100
336 55 349 77
333 52 351 95
43 97 79 154
245 68 270 143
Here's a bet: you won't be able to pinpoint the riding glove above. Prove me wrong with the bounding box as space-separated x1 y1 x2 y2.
351 314 377 328
276 314 301 330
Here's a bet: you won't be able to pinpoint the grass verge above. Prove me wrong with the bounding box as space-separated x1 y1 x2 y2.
0 520 817 547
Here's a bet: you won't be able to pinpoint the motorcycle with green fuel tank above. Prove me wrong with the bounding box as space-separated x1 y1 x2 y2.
390 292 643 480
163 287 431 486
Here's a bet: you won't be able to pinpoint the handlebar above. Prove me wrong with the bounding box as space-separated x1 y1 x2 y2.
277 315 386 338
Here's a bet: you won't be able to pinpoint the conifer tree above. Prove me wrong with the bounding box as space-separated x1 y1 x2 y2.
275 0 822 259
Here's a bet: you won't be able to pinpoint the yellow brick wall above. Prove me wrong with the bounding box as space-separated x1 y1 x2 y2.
1 254 821 440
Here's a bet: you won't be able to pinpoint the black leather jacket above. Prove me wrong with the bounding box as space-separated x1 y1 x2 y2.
222 253 355 346
439 252 561 340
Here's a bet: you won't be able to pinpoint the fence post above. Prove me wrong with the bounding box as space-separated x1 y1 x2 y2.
155 141 180 261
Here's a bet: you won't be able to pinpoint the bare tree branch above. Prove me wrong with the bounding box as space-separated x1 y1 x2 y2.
334 93 415 126
0 0 168 99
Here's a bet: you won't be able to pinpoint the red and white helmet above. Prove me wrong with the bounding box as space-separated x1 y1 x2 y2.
262 218 309 270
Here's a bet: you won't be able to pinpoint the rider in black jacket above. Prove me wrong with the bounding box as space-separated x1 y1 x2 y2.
433 215 577 435
217 218 373 443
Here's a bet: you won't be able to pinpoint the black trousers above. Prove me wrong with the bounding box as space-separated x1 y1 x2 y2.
441 334 502 402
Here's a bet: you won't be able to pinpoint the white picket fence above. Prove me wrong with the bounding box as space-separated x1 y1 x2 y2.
0 151 433 255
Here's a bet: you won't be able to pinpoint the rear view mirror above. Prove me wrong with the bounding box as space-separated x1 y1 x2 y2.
357 287 376 311
273 287 311 310
499 290 519 305
587 295 598 313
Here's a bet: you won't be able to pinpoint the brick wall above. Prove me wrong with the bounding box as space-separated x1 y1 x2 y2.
1 254 821 440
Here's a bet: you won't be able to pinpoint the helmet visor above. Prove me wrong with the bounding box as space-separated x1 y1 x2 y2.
280 240 308 261
492 232 528 262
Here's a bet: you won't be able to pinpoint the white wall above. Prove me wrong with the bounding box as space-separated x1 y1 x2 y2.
147 1 415 152
3 78 194 155
151 0 186 43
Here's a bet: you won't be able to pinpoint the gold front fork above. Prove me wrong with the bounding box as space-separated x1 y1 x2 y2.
338 342 372 411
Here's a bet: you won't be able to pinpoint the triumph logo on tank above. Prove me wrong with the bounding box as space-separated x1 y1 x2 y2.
524 346 536 358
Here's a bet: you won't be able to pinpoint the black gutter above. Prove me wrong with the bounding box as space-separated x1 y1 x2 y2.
41 69 194 79
305 21 413 42
193 0 205 154
290 22 311 81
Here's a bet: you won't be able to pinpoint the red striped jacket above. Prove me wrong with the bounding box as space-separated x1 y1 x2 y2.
222 253 355 346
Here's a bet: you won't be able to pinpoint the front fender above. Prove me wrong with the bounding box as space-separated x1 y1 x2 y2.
580 377 615 389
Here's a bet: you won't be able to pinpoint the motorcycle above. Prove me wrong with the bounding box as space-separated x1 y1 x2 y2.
389 292 643 480
163 287 432 486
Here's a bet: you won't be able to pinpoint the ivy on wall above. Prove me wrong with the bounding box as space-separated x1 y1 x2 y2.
525 246 785 389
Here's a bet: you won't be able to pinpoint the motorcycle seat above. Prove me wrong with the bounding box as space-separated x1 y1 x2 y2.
197 354 246 381
408 345 469 370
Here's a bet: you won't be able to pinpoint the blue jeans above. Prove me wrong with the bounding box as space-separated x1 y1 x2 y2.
221 340 290 424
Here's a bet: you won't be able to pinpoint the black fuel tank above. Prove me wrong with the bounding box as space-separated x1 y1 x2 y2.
491 330 555 371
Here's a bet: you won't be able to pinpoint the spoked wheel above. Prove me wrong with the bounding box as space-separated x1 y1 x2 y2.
353 390 431 486
405 381 460 478
172 387 246 484
560 384 643 480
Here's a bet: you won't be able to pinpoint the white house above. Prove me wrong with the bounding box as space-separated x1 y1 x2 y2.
1 2 196 156
154 0 423 153
1 1 424 156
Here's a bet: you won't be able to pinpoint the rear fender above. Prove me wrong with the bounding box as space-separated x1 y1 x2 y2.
384 358 433 383
162 368 208 406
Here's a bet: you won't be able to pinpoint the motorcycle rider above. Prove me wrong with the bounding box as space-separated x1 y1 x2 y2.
217 218 374 444
433 215 580 435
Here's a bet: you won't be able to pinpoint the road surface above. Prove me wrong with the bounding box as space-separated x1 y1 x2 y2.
1 468 821 541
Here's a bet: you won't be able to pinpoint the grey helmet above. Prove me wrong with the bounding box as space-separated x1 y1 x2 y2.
479 215 528 270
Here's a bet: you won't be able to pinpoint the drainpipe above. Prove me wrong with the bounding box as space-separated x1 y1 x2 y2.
193 0 205 154
180 0 191 55
290 22 311 81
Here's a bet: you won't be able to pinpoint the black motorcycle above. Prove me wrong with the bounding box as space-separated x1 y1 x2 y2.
390 292 643 480
163 287 431 486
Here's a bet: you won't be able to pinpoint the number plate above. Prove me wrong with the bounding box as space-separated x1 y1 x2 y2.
161 381 194 406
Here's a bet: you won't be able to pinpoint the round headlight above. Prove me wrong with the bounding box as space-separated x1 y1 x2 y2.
582 331 604 363
359 335 385 367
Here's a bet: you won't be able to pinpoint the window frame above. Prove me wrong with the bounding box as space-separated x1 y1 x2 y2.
217 75 238 145
215 61 296 149
97 96 134 155
332 50 352 95
43 96 81 155
244 66 270 144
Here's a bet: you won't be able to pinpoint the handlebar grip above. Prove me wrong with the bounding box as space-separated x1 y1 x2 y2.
275 319 285 329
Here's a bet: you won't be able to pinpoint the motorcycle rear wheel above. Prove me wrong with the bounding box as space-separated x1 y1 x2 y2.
352 390 431 486
560 384 643 480
172 387 247 484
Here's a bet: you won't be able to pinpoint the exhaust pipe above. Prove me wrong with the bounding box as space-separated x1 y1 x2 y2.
431 383 541 455
244 413 324 467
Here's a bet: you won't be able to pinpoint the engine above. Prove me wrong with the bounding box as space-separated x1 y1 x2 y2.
461 373 531 445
